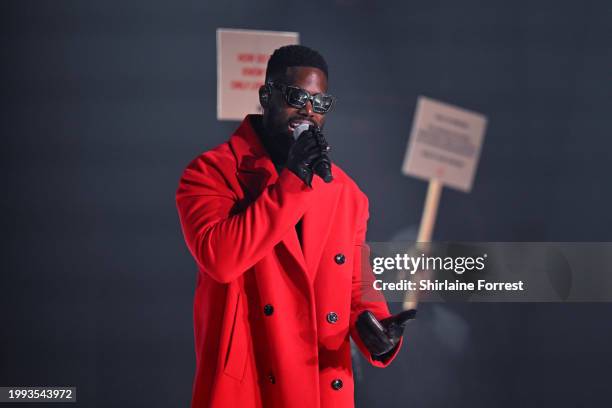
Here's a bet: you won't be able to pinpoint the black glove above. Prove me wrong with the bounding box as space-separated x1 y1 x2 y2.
311 129 333 183
286 126 331 187
356 309 416 360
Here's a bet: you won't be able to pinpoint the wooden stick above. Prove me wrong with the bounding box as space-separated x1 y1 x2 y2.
403 179 443 310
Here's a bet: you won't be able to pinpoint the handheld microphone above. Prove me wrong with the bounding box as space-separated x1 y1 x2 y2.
292 124 333 183
292 123 311 140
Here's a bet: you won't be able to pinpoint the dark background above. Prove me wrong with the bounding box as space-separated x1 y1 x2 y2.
2 1 611 407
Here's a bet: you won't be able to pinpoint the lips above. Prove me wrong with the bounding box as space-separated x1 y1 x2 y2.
288 119 315 130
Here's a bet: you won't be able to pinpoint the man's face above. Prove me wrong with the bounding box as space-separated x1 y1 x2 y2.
262 66 328 141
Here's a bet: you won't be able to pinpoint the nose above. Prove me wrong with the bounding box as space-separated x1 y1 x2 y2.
298 99 314 116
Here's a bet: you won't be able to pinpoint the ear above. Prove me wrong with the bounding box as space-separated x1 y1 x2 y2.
259 84 271 108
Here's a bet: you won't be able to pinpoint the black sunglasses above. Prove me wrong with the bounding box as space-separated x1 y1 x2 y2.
269 82 336 114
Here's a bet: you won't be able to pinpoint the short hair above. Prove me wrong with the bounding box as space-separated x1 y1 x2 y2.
265 45 328 83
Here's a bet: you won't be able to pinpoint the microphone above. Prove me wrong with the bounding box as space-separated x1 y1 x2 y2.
292 123 311 140
292 124 333 183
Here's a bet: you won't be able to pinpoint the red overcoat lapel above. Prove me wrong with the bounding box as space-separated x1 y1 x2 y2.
228 115 341 283
300 178 341 279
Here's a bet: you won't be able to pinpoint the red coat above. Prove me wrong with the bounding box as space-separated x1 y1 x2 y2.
176 115 402 408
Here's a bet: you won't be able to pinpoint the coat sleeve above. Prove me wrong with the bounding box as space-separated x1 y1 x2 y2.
176 155 315 284
348 193 403 367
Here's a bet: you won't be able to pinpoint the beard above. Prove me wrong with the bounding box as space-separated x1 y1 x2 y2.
266 128 294 165
253 115 294 167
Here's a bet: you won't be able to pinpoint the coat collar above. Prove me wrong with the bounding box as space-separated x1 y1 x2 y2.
228 115 279 200
228 115 342 283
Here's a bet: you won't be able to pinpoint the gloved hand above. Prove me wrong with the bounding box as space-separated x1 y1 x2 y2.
286 126 331 187
356 309 416 360
310 129 333 183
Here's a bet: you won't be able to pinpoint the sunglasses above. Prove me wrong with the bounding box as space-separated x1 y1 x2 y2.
269 82 336 114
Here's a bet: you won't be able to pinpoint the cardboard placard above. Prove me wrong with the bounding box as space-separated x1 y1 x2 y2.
402 96 487 192
216 28 299 121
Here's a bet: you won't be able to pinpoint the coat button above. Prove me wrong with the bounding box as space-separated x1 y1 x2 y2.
263 304 274 316
334 253 345 265
268 373 276 384
331 379 343 390
326 312 338 324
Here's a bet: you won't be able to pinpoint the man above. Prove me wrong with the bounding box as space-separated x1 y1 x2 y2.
176 45 414 408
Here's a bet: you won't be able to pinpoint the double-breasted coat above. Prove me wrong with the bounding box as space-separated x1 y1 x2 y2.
176 115 402 408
